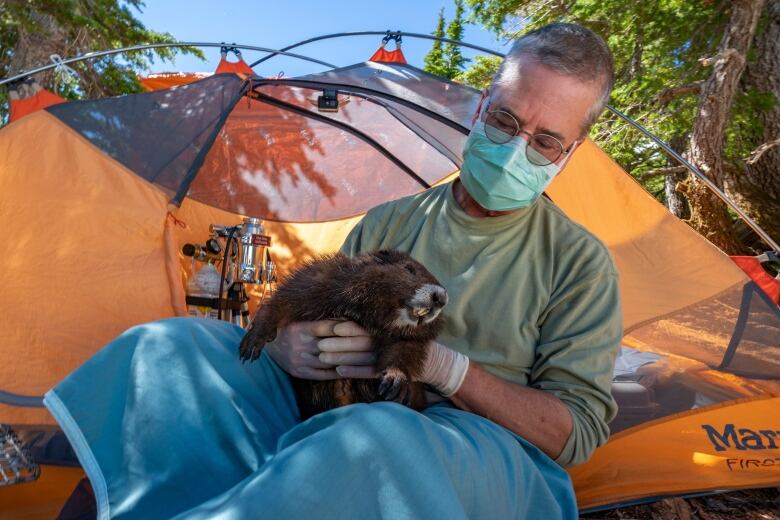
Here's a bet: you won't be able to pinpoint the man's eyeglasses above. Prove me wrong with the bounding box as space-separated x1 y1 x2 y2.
483 108 574 166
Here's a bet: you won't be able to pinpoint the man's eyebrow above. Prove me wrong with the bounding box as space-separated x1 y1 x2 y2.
493 103 566 143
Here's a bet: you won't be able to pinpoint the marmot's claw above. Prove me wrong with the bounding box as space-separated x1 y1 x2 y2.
378 369 410 404
238 339 264 363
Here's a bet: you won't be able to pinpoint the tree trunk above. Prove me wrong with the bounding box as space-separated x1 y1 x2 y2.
665 134 691 219
684 0 766 254
7 10 67 88
738 0 780 249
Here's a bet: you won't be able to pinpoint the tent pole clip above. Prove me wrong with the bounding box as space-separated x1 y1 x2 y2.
220 43 242 59
382 31 403 45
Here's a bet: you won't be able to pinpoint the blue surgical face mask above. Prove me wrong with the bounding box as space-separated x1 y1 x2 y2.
459 121 568 211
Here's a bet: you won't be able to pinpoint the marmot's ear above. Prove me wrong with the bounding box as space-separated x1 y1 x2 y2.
371 250 395 264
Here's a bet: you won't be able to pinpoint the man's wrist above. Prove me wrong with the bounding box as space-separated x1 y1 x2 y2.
420 341 470 397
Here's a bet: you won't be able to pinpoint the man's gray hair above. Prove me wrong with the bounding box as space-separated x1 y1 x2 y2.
495 23 615 133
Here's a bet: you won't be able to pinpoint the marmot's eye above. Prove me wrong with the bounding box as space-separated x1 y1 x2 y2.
404 264 416 274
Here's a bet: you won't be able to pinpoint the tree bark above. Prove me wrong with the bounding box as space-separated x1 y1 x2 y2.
739 0 780 248
684 0 767 254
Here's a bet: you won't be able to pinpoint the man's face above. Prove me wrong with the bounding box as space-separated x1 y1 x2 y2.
480 55 602 163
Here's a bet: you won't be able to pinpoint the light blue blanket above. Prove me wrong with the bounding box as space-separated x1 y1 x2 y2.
44 317 577 519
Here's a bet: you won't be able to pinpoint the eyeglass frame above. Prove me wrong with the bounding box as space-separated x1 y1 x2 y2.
480 102 579 166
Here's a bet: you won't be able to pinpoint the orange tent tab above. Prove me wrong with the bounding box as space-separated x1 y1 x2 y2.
216 45 256 76
214 56 255 76
369 46 407 64
8 79 65 123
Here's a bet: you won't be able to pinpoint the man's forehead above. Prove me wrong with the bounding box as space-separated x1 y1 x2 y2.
488 86 524 110
488 62 566 112
487 59 600 140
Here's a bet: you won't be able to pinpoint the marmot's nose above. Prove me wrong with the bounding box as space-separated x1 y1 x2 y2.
431 286 448 308
408 284 448 316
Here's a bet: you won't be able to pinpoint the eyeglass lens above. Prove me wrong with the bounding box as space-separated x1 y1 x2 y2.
484 110 563 166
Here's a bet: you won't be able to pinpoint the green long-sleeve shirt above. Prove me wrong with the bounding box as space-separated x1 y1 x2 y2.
340 181 622 467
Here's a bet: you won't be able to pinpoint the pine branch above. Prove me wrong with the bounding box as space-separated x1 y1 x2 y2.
745 138 780 164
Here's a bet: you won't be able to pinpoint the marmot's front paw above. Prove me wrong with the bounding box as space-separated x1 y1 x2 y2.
378 368 411 405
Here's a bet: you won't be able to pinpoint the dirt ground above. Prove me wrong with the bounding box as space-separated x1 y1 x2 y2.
582 488 780 520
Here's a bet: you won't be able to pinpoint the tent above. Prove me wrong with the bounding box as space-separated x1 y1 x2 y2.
1 35 779 517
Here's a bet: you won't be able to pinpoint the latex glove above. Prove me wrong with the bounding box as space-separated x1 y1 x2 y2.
418 341 470 397
266 320 375 380
316 321 377 379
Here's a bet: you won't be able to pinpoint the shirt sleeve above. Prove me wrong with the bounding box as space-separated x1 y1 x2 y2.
530 267 622 467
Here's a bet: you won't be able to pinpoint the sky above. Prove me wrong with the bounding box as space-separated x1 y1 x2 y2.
135 0 508 77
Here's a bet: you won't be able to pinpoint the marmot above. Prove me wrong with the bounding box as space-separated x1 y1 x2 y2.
239 250 448 420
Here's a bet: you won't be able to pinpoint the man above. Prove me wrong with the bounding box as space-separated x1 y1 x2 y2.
45 23 621 519
267 21 620 467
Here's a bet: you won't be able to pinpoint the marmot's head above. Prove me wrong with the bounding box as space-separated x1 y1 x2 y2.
344 250 447 338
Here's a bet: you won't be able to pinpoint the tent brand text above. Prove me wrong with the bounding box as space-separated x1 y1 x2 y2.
702 424 779 452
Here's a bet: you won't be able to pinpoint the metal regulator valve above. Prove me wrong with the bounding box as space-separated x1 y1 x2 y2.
183 217 274 328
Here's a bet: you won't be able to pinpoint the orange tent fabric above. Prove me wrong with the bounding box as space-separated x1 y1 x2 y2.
570 396 780 510
139 72 211 91
138 57 253 92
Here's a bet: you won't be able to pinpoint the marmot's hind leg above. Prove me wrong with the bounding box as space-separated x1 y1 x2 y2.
239 305 279 362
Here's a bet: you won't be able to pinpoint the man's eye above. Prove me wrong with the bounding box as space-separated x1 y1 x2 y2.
534 137 556 150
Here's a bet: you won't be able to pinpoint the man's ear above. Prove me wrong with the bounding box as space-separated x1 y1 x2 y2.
470 88 490 127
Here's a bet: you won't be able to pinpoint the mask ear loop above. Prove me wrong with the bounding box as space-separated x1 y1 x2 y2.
556 139 581 174
471 89 489 127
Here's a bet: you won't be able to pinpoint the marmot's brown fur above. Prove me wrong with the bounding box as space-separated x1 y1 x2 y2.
239 250 448 420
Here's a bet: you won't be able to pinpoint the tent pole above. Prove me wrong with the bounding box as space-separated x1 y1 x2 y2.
254 78 471 133
0 42 337 87
248 31 504 68
606 105 780 253
250 90 431 189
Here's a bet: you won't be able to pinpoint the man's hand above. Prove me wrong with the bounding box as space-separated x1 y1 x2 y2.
266 321 376 380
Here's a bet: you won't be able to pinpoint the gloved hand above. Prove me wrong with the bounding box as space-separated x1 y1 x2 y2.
266 320 376 380
418 341 470 397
